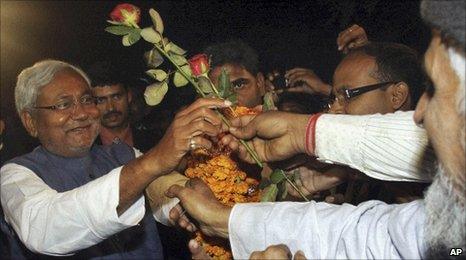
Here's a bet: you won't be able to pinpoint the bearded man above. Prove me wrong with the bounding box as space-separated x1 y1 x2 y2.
167 0 465 258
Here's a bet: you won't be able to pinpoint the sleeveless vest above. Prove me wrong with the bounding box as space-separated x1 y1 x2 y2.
4 144 163 259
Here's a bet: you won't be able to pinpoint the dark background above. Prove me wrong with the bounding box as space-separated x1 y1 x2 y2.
0 0 430 160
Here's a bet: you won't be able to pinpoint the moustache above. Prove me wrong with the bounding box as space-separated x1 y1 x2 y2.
65 118 98 132
103 111 122 120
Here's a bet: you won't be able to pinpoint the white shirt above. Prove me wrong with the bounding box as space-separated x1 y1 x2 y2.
315 111 435 182
229 200 426 259
229 111 433 258
0 148 174 255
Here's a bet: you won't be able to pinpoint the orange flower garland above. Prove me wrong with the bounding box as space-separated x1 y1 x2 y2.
184 106 261 259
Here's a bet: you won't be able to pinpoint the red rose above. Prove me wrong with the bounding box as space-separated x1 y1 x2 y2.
110 3 141 26
188 54 210 77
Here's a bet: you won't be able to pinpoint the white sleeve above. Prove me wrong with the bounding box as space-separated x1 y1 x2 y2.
0 163 146 256
133 146 180 225
315 111 435 182
229 200 426 259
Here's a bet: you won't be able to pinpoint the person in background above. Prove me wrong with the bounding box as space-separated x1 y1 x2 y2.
205 39 266 108
87 62 156 152
168 0 465 257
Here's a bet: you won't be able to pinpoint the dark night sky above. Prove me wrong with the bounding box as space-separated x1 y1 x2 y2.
0 0 430 152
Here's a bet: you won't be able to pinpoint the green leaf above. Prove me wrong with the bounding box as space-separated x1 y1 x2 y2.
226 93 238 105
146 69 167 81
174 72 189 87
144 48 164 68
258 178 272 190
262 92 276 111
277 181 288 200
260 184 278 202
218 68 232 98
122 29 141 46
166 42 187 55
197 76 214 94
149 8 164 34
140 27 161 44
105 25 133 35
169 53 188 66
270 169 286 184
144 82 168 106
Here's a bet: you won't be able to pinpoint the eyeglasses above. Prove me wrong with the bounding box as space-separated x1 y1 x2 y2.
328 81 397 108
34 94 96 113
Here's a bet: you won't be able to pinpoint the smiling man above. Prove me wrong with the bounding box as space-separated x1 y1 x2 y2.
0 59 228 258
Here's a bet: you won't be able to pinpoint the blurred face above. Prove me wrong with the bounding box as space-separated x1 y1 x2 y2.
415 32 465 256
209 63 265 108
331 53 393 115
92 84 131 130
22 69 100 157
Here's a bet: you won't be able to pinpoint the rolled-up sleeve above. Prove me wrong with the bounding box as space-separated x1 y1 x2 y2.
0 163 145 255
315 111 435 182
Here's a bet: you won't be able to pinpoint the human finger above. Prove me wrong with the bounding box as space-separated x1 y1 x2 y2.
294 250 307 260
179 106 223 128
337 24 360 49
177 98 231 118
189 239 212 260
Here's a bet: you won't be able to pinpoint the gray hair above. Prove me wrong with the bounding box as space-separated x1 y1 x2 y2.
15 59 91 116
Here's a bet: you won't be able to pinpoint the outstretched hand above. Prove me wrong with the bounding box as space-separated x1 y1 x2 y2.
166 178 231 238
221 111 311 164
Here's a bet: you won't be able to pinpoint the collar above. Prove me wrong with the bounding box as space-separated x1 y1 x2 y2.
99 125 134 147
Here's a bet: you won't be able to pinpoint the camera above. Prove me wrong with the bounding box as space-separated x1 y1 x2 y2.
271 75 289 90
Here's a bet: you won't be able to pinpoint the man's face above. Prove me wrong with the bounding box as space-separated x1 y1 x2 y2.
414 32 465 255
92 84 131 130
209 63 264 108
23 69 100 157
331 54 393 115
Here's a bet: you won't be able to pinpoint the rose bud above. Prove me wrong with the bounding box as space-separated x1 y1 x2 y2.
110 3 141 27
188 54 210 77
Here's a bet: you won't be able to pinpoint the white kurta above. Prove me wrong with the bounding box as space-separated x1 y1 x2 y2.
315 111 435 182
229 200 426 259
0 149 174 255
229 111 432 258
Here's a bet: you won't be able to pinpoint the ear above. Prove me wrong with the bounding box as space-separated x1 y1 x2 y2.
20 111 38 137
256 72 266 95
389 82 410 110
127 89 133 104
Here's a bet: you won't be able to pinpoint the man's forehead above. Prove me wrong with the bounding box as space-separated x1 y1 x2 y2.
92 84 125 95
333 55 377 88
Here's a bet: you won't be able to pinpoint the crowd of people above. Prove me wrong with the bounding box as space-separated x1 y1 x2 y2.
1 0 465 259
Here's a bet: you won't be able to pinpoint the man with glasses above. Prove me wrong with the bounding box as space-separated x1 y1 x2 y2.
0 59 228 257
329 42 428 115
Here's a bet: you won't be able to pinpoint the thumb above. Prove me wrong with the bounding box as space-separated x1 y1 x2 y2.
294 250 307 260
229 120 257 140
166 184 185 199
189 239 212 260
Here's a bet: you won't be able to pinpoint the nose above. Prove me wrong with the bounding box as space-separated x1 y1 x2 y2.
70 102 89 121
413 92 429 126
105 98 115 112
328 99 345 114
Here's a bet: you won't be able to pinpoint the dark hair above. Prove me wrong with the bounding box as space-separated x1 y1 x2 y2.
204 39 259 75
86 61 129 89
277 92 328 114
348 42 431 108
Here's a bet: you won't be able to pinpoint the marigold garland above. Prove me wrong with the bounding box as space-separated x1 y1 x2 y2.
184 106 260 259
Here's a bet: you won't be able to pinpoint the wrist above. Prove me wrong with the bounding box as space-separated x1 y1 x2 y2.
304 113 323 156
138 147 165 178
290 114 312 154
213 206 232 239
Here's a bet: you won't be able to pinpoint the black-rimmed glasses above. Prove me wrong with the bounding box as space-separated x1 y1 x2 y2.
328 81 397 108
